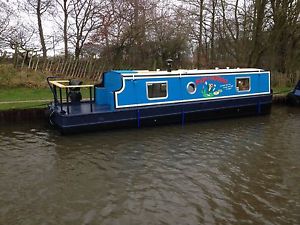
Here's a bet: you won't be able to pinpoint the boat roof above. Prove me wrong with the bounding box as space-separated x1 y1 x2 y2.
111 68 265 77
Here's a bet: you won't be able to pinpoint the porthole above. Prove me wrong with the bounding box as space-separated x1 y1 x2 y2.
187 82 197 94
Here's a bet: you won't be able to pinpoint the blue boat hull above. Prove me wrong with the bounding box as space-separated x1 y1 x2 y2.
48 94 272 134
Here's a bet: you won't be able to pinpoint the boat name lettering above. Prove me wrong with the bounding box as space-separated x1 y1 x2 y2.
196 76 228 85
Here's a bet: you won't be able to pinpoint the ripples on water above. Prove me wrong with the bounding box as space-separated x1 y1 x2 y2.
0 106 299 225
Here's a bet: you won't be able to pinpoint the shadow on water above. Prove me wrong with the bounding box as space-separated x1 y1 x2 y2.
0 105 299 224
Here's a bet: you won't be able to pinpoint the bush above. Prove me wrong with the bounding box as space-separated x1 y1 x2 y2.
0 64 49 88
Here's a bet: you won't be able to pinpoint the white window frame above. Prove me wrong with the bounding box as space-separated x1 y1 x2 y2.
186 82 197 94
236 77 251 92
146 81 168 100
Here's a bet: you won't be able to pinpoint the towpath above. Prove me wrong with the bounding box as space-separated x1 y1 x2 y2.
0 99 51 104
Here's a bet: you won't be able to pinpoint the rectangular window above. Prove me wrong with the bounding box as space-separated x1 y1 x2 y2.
236 78 250 92
147 82 168 99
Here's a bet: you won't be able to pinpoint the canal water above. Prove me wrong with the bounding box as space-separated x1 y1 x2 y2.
0 105 299 225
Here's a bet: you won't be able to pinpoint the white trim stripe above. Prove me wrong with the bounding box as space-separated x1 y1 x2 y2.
121 68 263 77
115 92 271 109
114 71 270 109
235 76 251 92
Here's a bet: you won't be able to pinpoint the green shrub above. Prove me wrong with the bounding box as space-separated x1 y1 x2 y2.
0 64 49 88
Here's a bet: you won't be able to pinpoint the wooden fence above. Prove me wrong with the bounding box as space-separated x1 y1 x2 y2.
2 51 300 86
9 53 106 81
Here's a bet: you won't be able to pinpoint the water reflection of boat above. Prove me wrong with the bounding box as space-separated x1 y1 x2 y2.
287 80 300 106
47 68 272 134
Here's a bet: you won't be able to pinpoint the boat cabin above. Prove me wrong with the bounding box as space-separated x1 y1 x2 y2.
95 68 270 110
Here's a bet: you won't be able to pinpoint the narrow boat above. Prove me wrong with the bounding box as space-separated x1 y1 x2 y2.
286 80 300 106
47 67 272 133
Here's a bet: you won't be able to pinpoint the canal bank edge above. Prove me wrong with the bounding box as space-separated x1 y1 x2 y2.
0 108 47 123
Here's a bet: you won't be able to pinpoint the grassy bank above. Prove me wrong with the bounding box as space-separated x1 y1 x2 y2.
0 88 51 110
0 64 94 110
272 86 293 94
0 88 51 101
0 63 296 111
0 64 52 110
0 64 50 88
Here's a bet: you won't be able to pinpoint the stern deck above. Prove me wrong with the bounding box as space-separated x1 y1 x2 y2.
59 102 112 115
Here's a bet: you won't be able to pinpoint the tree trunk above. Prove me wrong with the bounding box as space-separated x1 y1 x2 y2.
75 45 80 59
210 0 216 66
248 0 267 67
63 0 68 60
197 0 204 67
269 0 291 73
133 0 141 66
37 0 47 59
13 44 19 68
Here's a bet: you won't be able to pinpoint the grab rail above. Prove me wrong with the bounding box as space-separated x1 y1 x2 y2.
47 77 94 114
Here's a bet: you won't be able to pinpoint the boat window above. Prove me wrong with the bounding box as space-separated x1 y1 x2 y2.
236 78 250 92
187 82 196 94
147 82 167 99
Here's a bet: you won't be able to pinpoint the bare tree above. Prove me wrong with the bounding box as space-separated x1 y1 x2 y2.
269 0 300 72
177 0 207 67
210 0 217 66
149 3 189 68
248 0 268 67
24 0 53 60
0 1 14 49
56 0 72 60
69 0 103 59
7 24 37 67
0 0 298 76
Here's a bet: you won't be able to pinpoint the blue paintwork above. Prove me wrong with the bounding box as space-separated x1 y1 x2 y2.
95 71 123 110
95 70 270 109
294 80 300 96
116 73 270 108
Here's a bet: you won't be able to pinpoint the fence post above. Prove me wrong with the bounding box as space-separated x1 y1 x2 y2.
71 59 79 77
35 55 40 71
56 57 61 73
83 60 90 78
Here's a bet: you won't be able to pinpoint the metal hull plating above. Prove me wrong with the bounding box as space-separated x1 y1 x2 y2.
49 94 272 134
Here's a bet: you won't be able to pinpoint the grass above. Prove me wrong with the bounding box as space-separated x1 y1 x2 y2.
272 86 293 94
0 87 51 101
0 102 49 111
0 88 51 110
0 87 93 111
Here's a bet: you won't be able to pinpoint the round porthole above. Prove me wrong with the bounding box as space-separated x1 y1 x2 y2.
187 82 196 94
